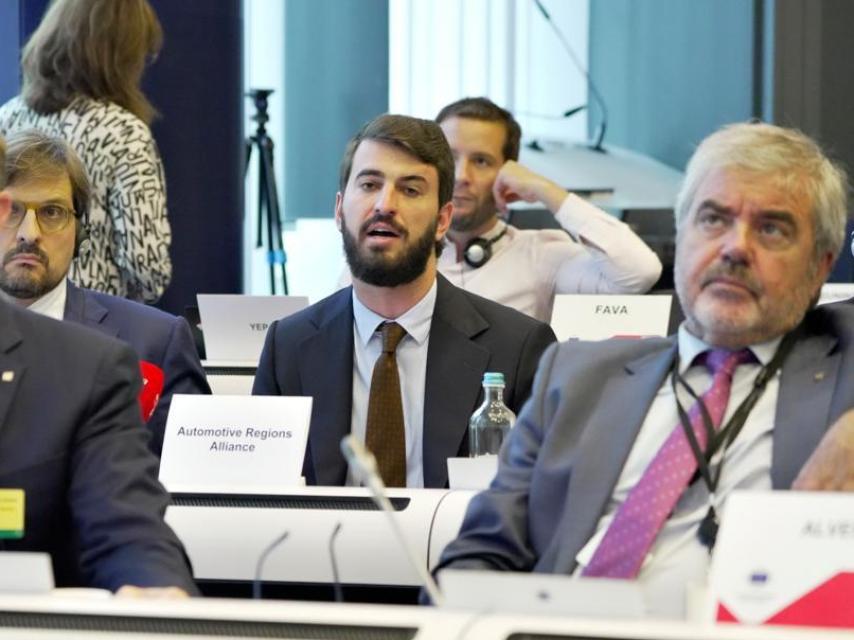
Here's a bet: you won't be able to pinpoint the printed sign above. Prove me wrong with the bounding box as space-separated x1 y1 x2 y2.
710 490 854 628
197 294 309 362
550 294 672 342
160 394 312 493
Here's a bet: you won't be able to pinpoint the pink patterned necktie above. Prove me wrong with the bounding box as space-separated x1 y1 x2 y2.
582 348 755 579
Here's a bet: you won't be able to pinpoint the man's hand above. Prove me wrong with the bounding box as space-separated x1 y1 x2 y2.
116 585 191 599
492 160 568 213
792 408 854 491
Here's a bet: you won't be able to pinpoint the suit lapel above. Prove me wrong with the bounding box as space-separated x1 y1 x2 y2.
64 282 116 337
422 277 491 488
0 303 25 433
771 328 841 488
548 341 677 573
299 291 355 485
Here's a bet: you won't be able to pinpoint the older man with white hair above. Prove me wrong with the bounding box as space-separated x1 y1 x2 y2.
434 121 854 617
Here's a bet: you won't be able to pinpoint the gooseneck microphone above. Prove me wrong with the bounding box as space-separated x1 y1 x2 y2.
533 0 609 152
253 530 290 599
340 435 445 606
328 521 344 603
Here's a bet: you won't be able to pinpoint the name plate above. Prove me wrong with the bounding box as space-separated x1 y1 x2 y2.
818 283 854 306
550 294 672 342
0 552 54 593
159 394 312 492
197 294 309 362
710 490 854 628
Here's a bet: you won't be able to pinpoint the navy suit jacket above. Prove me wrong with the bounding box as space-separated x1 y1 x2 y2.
63 281 210 456
0 299 197 591
437 304 854 574
253 274 557 487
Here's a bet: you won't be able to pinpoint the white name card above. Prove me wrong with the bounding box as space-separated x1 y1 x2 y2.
159 394 312 493
710 490 854 628
818 283 854 306
197 294 309 362
550 294 672 342
447 456 498 490
0 552 53 593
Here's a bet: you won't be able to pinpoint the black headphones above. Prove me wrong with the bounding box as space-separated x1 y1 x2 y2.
463 226 508 268
72 196 91 258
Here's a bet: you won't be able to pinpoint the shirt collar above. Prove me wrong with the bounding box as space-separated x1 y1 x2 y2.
352 279 437 347
677 324 783 373
0 277 67 321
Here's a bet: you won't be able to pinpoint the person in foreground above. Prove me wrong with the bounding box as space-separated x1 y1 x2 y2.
0 130 209 456
253 114 556 488
434 97 662 322
433 122 854 617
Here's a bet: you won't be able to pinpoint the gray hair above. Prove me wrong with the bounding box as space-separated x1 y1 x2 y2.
675 122 849 261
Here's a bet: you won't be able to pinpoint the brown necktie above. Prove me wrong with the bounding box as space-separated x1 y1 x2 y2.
365 322 407 487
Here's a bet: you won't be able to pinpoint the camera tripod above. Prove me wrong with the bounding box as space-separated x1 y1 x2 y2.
245 88 288 294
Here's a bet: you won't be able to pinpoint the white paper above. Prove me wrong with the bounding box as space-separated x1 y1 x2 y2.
447 456 498 490
159 394 312 493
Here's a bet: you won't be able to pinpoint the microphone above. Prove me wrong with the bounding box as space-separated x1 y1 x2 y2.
340 435 445 605
533 0 609 152
138 360 164 422
328 521 344 603
253 530 290 599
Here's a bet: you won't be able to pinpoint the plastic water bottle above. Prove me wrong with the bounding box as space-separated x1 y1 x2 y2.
468 372 516 457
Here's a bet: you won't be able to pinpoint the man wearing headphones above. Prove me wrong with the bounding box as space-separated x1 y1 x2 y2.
0 130 209 456
436 97 663 322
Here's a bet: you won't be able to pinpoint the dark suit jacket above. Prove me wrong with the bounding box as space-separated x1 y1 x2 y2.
64 281 210 456
253 274 557 487
436 304 854 574
0 300 197 592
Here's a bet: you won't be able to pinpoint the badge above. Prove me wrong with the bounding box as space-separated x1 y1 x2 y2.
0 489 24 539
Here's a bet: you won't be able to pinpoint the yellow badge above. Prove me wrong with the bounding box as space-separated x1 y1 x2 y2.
0 489 24 539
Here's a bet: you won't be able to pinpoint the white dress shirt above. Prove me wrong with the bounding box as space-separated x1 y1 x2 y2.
437 194 662 322
574 326 783 619
349 280 437 488
0 278 67 321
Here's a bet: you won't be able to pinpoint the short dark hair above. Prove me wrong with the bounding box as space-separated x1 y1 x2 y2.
339 114 454 207
436 97 522 162
4 129 91 224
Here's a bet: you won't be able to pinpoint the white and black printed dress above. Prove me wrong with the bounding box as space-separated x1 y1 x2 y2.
0 96 172 302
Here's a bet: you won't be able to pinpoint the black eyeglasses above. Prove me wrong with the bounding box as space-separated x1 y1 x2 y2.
1 201 77 234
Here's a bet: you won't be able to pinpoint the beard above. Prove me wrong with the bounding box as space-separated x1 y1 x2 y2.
342 213 438 287
0 241 57 300
450 193 496 233
676 256 821 348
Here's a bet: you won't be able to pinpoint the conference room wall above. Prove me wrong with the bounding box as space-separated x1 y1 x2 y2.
589 0 853 281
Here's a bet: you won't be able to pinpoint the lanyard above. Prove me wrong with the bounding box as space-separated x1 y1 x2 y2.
668 328 800 550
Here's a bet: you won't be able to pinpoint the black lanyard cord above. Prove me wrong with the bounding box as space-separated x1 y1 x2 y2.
667 327 801 547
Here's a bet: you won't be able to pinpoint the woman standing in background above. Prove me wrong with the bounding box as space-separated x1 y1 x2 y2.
0 0 172 302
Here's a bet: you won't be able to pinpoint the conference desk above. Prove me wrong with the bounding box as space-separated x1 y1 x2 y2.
0 593 848 640
165 486 475 601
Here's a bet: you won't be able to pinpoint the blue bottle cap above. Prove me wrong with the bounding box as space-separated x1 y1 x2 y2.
482 372 505 386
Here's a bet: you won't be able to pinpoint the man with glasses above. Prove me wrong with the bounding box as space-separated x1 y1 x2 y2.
433 122 854 617
0 133 197 594
0 130 209 455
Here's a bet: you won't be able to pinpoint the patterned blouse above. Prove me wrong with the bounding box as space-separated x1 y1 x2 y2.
0 95 172 302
